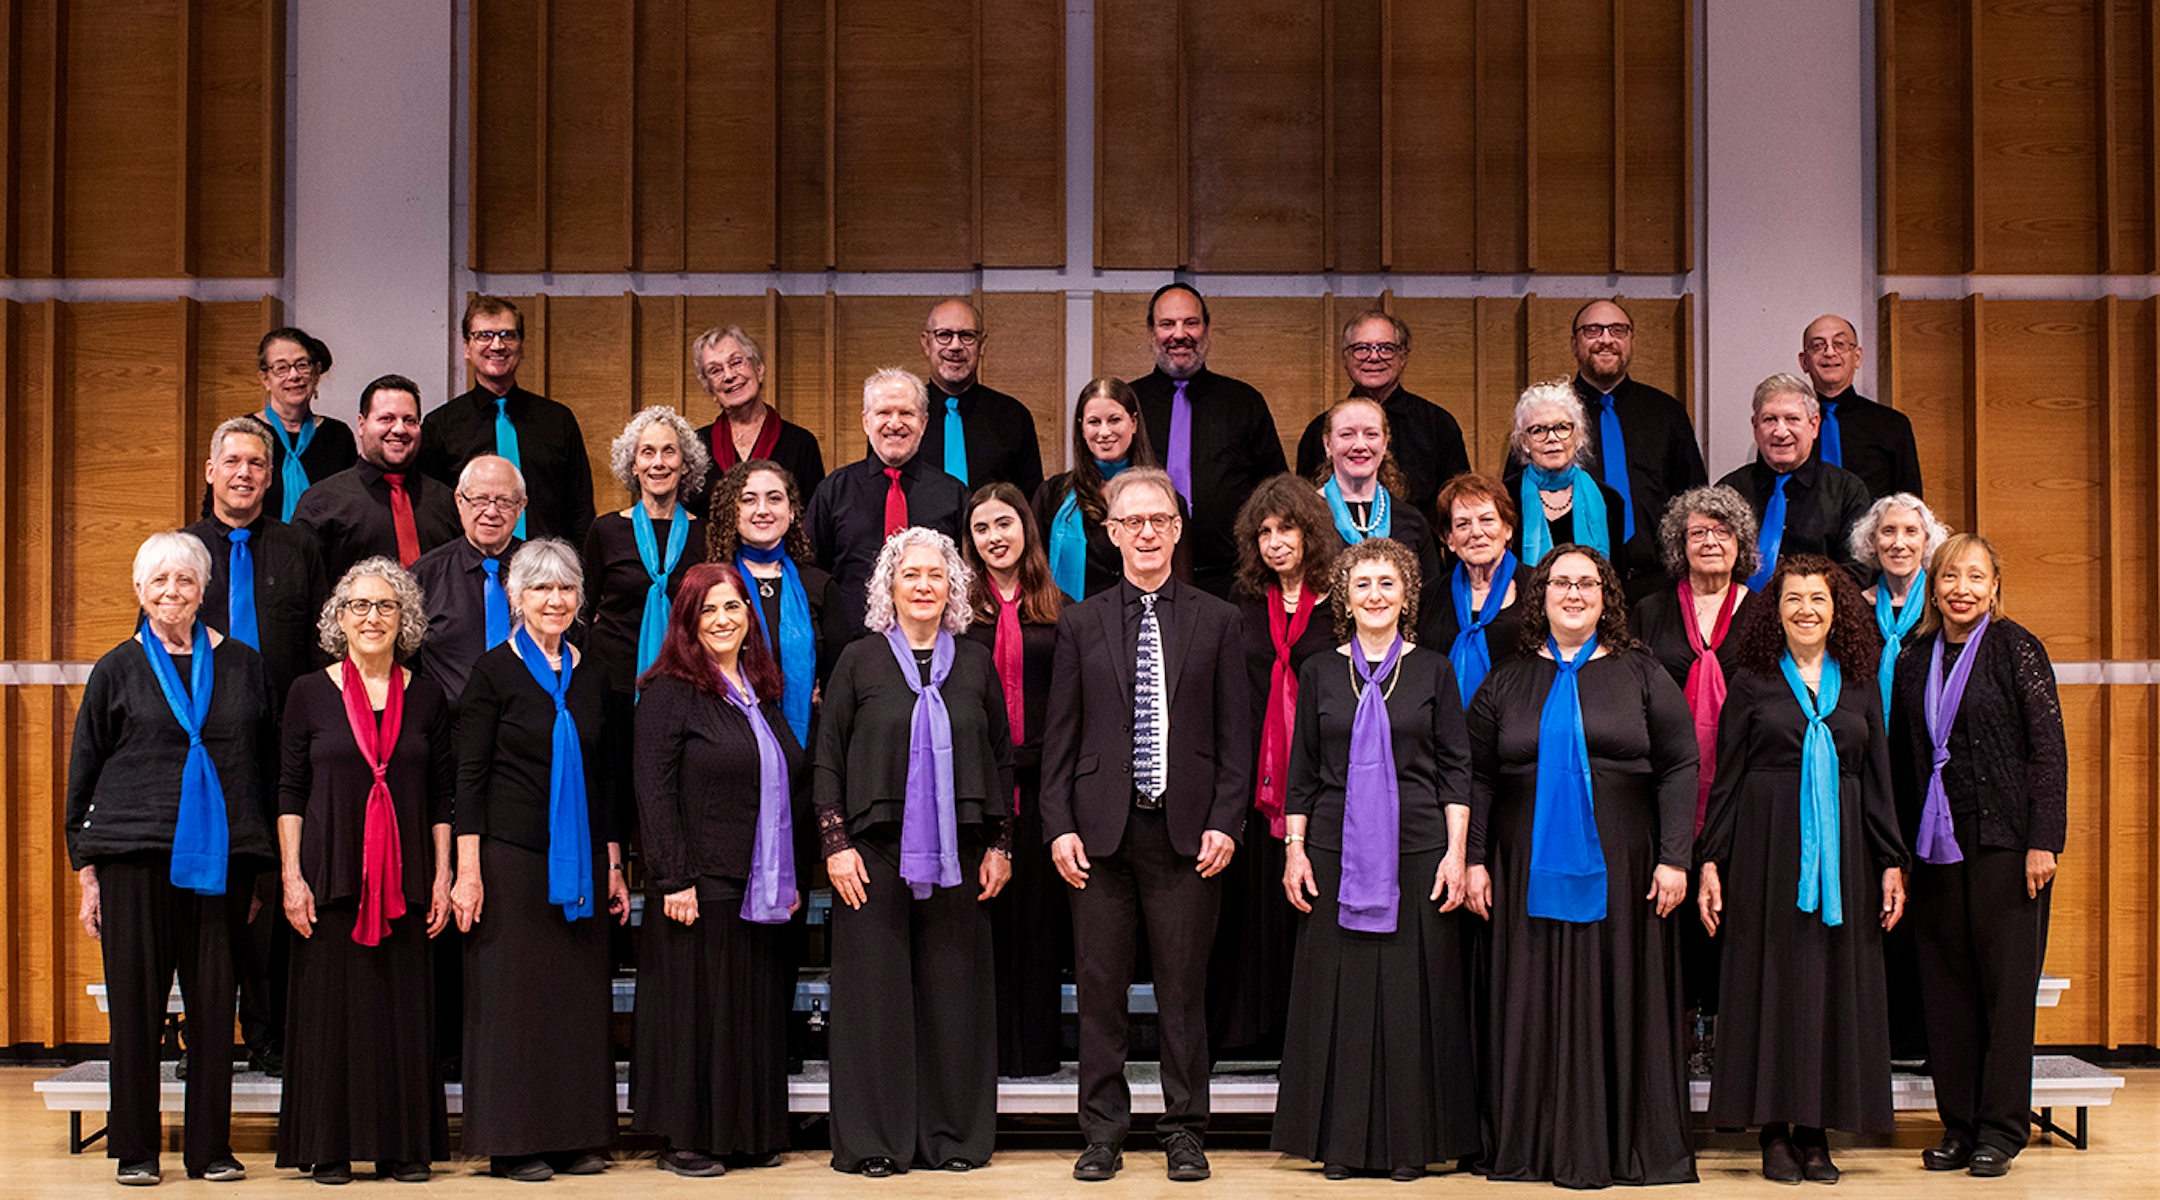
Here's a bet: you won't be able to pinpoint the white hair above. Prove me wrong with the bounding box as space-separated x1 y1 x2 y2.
1849 492 1952 573
862 526 974 635
862 366 930 417
1509 378 1592 468
503 538 583 625
1751 373 1820 418
457 453 527 499
132 531 212 591
608 405 711 499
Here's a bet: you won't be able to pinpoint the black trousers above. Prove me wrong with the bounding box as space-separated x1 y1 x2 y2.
1909 838 2051 1155
827 832 997 1171
1069 807 1222 1145
97 855 243 1174
233 870 287 1061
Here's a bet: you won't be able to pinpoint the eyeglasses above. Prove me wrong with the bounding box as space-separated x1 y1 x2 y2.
1524 422 1576 441
1112 512 1179 533
466 329 523 346
700 356 750 379
340 598 403 618
263 359 315 379
1685 525 1734 544
1804 336 1859 355
1346 341 1403 362
1547 578 1601 595
458 492 525 513
928 328 982 347
1574 322 1633 340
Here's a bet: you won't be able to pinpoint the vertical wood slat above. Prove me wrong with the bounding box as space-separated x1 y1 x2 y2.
2150 0 2160 274
1677 0 1693 272
1879 1 1898 272
1379 0 1392 267
1473 0 1488 271
2098 294 2120 1039
260 0 283 277
971 0 984 267
2097 1 2119 273
175 299 199 522
42 0 64 277
1963 292 1985 534
0 4 14 277
2152 301 2160 1031
1176 0 1190 267
767 0 780 269
174 0 198 277
823 0 836 269
1524 0 1539 271
622 2 637 270
1964 0 1982 273
535 0 551 268
1881 292 1901 410
1676 289 1694 418
528 293 550 398
39 298 64 1037
1321 0 1334 271
1610 0 1626 273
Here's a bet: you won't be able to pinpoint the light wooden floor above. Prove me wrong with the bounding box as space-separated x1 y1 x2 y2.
4 1065 2155 1196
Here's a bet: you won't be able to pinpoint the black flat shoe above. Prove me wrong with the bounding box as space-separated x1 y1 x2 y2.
196 1157 246 1182
1921 1138 1974 1171
116 1161 160 1187
859 1156 898 1178
381 1161 430 1183
1073 1142 1123 1182
1801 1143 1840 1184
310 1161 352 1186
1391 1165 1426 1182
489 1156 552 1182
554 1151 607 1175
1324 1163 1352 1180
1967 1145 2013 1177
728 1151 782 1169
658 1149 725 1178
940 1157 974 1171
1763 1136 1803 1184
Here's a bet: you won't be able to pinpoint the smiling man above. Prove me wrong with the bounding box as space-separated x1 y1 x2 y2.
912 298 1044 496
1569 298 1708 588
417 295 596 546
1293 310 1471 527
1716 373 1873 590
1796 314 1923 502
410 454 526 708
294 374 461 578
806 367 969 636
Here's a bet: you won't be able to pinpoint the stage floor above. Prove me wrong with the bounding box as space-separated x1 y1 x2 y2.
4 1064 2155 1196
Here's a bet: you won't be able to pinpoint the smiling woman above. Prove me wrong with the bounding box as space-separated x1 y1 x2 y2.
581 407 711 689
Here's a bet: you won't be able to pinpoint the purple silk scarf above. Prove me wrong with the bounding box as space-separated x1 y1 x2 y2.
721 671 796 924
885 626 961 899
1917 613 1991 865
1338 636 1406 933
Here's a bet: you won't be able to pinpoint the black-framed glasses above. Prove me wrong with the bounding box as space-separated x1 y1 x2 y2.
467 329 523 346
458 492 525 513
928 328 982 347
263 359 315 379
341 598 403 618
1574 322 1633 339
1524 422 1576 441
1346 341 1403 362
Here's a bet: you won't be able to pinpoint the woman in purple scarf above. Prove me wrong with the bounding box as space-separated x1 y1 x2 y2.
1888 534 2066 1178
631 561 809 1176
1272 537 1479 1181
814 527 1015 1177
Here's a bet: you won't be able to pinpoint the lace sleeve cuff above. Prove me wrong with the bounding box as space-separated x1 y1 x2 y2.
816 806 853 858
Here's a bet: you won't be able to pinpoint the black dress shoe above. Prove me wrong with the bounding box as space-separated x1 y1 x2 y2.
1967 1145 2013 1177
859 1157 899 1178
1921 1138 1974 1171
1391 1165 1426 1182
1801 1143 1840 1184
1323 1163 1352 1180
310 1161 353 1186
658 1149 725 1178
727 1151 783 1169
554 1151 607 1175
1073 1142 1123 1182
489 1156 553 1182
381 1161 431 1183
1762 1136 1803 1183
939 1157 974 1171
1164 1131 1211 1183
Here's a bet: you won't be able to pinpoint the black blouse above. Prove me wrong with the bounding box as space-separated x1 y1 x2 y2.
632 674 810 897
1887 619 2068 855
579 509 706 689
1239 593 1338 797
1501 466 1631 569
454 641 627 853
1629 583 1766 692
1285 646 1472 854
65 637 280 871
1464 649 1698 869
812 633 1015 855
278 669 455 908
688 415 827 523
1417 566 1525 687
743 559 848 688
962 611 1058 782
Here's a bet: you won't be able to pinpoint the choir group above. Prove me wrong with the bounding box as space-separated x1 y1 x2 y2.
65 287 2065 1188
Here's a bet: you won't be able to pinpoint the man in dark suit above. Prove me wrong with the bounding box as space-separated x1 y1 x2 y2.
1039 467 1251 1184
1797 313 1924 501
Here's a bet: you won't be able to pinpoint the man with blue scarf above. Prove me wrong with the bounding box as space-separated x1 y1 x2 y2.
1796 314 1924 502
1715 374 1872 592
913 299 1045 496
1568 299 1706 588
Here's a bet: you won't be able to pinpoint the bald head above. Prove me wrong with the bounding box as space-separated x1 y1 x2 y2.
921 299 986 394
1798 314 1862 396
1570 299 1634 391
455 454 526 555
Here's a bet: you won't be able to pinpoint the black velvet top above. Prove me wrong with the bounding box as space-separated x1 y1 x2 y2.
632 674 811 897
1285 645 1471 854
453 641 628 852
278 669 456 908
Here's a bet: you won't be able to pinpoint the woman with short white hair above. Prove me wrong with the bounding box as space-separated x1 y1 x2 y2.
1503 380 1627 567
452 539 632 1181
814 527 1016 1176
582 406 711 688
67 531 279 1186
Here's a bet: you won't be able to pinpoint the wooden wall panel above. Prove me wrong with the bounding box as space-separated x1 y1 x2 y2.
1530 0 1614 272
1385 2 1477 272
1093 0 1182 267
1976 2 2102 274
1618 0 1690 272
1184 1 1326 272
472 0 1062 273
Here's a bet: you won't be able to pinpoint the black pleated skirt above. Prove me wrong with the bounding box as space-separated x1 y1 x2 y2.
1272 846 1481 1171
988 787 1070 1078
460 840 617 1157
1206 805 1297 1056
278 903 447 1166
630 879 793 1155
1483 772 1696 1188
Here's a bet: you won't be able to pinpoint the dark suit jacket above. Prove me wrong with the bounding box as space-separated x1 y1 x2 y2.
1038 576 1252 859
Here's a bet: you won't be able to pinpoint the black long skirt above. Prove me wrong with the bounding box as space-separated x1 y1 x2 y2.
1206 805 1296 1057
988 789 1070 1078
1484 772 1696 1188
1707 770 1894 1133
461 840 617 1157
278 903 447 1167
1273 847 1480 1172
630 879 792 1156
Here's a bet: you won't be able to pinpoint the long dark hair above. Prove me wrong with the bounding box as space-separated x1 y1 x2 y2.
1065 377 1159 524
705 458 813 564
638 562 786 701
961 482 1063 625
1728 553 1881 678
1232 473 1342 602
1514 544 1642 657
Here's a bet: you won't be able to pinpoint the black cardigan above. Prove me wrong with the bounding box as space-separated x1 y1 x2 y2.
632 674 811 895
65 636 279 871
1887 618 2067 855
278 668 456 908
454 641 629 852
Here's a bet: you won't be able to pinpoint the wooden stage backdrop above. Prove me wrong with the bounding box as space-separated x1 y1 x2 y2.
1 0 2157 1057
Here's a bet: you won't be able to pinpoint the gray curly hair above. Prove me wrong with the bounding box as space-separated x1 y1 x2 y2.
1656 485 1761 581
1849 492 1951 573
1509 378 1593 467
862 526 975 635
608 405 711 499
317 556 429 660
